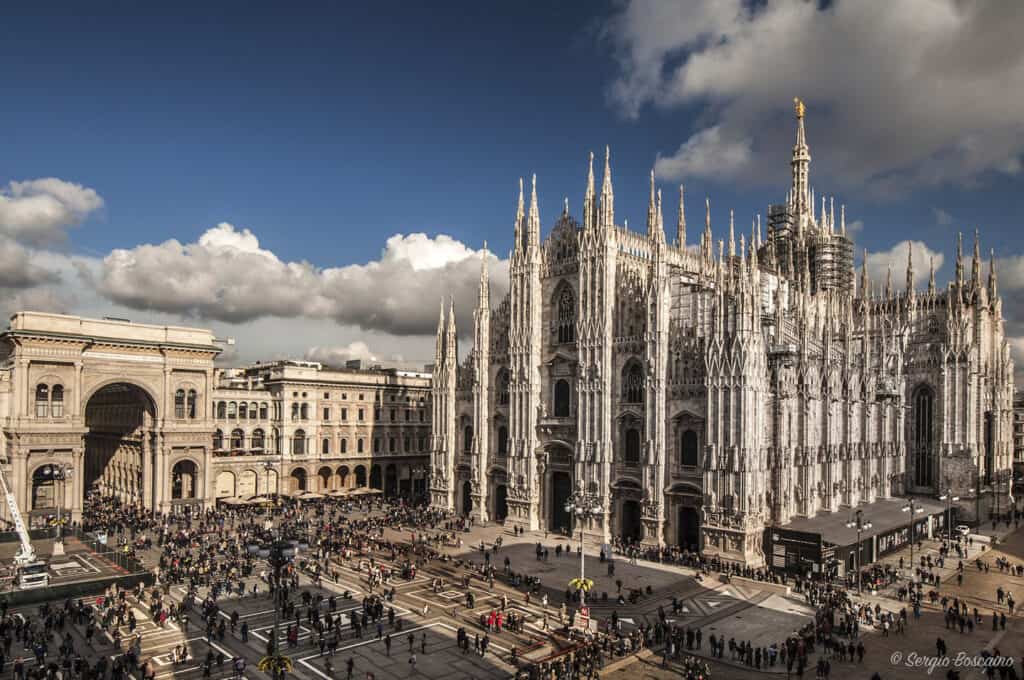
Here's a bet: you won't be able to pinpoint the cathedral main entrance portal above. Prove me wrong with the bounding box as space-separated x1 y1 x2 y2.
621 500 642 542
494 485 508 521
678 506 700 551
549 471 572 533
83 383 156 506
461 480 473 516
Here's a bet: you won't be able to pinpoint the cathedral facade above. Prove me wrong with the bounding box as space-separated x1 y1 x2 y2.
429 103 1015 567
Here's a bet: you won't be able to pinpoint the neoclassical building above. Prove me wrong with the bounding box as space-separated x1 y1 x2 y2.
430 102 1015 566
0 312 430 527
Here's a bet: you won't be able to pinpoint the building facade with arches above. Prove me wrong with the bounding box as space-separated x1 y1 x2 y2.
430 105 1015 567
0 312 431 527
207 360 431 504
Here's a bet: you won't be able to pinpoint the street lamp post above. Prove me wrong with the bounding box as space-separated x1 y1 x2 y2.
845 509 872 595
901 499 925 582
938 483 966 548
45 464 72 558
264 538 296 679
564 492 603 610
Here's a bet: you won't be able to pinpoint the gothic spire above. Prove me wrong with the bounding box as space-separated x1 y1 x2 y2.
728 210 736 258
955 231 964 288
677 184 686 248
527 174 540 247
435 299 446 364
478 242 489 310
971 228 981 287
599 146 614 230
646 169 657 239
840 204 846 236
989 248 999 300
654 188 665 245
885 265 893 299
583 151 595 231
928 256 936 295
860 248 869 298
445 296 457 364
905 242 914 295
791 97 811 215
513 177 525 253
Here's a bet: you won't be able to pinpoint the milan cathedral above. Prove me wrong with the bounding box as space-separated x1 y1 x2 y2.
429 100 1015 567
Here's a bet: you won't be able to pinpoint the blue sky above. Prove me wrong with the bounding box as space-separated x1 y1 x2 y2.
1 0 1023 369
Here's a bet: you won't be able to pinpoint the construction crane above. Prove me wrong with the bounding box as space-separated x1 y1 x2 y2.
0 462 48 588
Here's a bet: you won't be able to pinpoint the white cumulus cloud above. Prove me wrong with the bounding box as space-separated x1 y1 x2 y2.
0 178 104 245
91 223 508 336
865 240 944 293
304 342 380 367
605 0 1024 192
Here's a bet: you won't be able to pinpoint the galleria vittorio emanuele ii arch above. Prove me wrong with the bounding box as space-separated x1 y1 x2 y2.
0 311 433 528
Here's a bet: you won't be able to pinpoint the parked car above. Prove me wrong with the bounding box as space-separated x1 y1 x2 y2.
956 524 971 536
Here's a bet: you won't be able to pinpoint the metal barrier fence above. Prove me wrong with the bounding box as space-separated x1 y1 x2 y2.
0 527 153 607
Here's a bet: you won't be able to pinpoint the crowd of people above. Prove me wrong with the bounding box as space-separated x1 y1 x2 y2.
1 489 1019 680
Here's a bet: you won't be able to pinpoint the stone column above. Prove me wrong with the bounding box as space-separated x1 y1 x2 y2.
141 428 153 509
72 447 84 522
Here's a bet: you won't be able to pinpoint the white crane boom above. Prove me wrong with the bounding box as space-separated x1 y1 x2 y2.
0 464 36 565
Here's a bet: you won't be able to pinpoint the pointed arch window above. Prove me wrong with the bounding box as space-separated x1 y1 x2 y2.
496 369 510 406
622 362 644 404
722 387 731 446
624 428 641 465
913 385 935 488
557 286 576 344
681 429 699 467
554 379 571 417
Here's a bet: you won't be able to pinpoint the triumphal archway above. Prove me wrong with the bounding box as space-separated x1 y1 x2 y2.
0 312 221 524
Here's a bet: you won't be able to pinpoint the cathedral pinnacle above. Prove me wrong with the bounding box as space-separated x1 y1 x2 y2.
860 248 869 298
514 177 525 253
599 146 614 230
885 265 893 299
955 231 964 288
655 188 665 244
929 256 936 294
528 174 540 247
677 184 686 248
728 210 736 258
840 204 846 236
791 97 811 216
971 228 981 286
906 242 915 301
583 151 595 231
989 248 998 300
435 298 446 363
646 168 657 238
478 241 489 309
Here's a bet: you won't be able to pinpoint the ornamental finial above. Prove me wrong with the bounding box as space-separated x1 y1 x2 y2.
794 97 806 119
